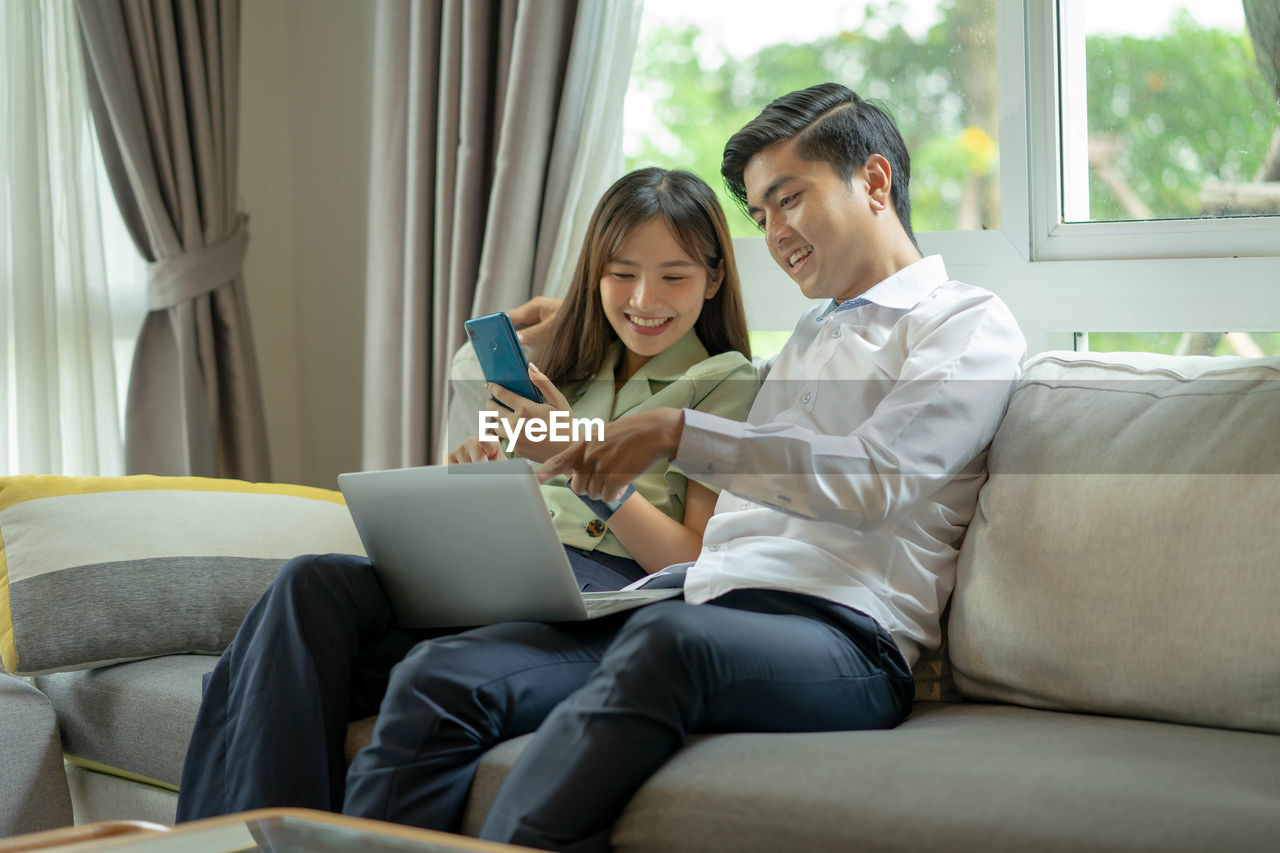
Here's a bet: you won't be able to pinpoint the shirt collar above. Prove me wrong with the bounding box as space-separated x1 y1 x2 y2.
818 254 948 319
585 330 709 417
634 329 709 381
598 328 709 384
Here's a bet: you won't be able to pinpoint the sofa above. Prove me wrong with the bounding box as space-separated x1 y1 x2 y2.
2 348 1278 850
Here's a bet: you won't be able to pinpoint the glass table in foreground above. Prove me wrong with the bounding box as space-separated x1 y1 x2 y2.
0 809 534 853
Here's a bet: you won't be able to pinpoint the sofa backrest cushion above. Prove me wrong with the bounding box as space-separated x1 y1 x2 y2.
0 475 364 675
949 350 1280 734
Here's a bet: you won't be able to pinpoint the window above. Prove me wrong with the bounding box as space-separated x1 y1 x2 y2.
618 1 1278 360
1028 0 1280 261
1079 332 1280 357
623 0 1000 236
1061 0 1277 224
623 0 1002 354
1050 0 1280 356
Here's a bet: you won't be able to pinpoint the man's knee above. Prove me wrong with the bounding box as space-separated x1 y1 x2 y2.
380 627 591 748
606 603 717 682
381 637 506 734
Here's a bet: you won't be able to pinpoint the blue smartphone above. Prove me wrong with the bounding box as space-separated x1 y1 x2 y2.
465 312 544 404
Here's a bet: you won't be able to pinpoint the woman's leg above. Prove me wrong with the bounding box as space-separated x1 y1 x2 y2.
342 614 627 832
563 546 647 591
478 590 915 852
176 553 417 820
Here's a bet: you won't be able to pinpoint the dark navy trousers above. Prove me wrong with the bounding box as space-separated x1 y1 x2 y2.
179 553 914 852
175 547 645 823
339 589 914 851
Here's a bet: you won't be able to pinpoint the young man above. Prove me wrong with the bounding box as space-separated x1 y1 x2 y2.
334 82 1025 850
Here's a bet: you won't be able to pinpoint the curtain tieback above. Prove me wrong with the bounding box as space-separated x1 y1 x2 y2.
146 214 250 311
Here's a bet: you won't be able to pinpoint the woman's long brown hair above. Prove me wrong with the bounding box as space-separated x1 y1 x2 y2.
537 167 751 390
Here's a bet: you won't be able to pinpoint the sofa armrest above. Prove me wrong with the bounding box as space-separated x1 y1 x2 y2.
0 673 73 837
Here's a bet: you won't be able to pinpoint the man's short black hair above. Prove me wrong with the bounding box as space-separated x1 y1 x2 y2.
722 82 916 247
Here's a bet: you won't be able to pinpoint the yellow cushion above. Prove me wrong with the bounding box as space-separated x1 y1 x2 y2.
0 475 364 675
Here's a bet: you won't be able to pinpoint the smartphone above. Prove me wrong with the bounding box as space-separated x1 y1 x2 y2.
465 312 544 404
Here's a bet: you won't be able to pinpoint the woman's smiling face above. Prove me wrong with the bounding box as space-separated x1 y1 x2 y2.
599 217 722 382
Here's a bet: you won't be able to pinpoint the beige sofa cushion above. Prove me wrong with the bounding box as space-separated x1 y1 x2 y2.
36 655 214 790
950 351 1280 734
462 703 1280 852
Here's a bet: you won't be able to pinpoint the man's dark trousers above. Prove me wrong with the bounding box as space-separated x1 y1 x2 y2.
340 588 915 849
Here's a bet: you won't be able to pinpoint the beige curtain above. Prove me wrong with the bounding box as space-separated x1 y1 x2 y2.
363 0 619 469
76 0 269 480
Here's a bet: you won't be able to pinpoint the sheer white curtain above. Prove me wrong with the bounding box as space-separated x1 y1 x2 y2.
1 0 128 476
537 0 646 297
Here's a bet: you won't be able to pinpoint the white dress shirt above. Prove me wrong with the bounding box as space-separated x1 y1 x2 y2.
674 255 1025 667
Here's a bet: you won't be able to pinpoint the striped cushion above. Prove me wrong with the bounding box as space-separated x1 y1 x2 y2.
0 475 365 676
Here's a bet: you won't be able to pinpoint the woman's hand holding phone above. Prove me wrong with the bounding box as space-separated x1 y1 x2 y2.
485 363 574 463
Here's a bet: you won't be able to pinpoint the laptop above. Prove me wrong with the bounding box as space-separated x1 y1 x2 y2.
337 459 682 628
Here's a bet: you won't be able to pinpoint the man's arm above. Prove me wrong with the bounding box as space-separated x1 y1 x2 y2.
537 408 684 502
507 296 562 356
540 300 1023 522
676 298 1025 530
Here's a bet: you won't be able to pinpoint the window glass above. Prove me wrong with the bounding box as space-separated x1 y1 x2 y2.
623 0 1000 237
1063 0 1280 223
1079 332 1280 357
747 330 792 361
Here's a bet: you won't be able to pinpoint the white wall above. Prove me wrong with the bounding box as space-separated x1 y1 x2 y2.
239 0 376 488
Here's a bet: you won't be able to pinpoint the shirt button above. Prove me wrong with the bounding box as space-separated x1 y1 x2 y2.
801 391 812 405
585 519 606 538
549 510 556 518
832 327 842 338
708 544 720 552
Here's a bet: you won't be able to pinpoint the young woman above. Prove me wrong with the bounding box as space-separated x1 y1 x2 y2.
450 166 757 587
176 167 758 821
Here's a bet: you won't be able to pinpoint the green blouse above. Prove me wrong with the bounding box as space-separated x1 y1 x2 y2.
538 330 758 559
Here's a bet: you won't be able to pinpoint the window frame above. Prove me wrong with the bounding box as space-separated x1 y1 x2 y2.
1027 0 1280 261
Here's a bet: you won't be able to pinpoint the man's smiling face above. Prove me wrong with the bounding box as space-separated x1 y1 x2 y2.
744 139 894 305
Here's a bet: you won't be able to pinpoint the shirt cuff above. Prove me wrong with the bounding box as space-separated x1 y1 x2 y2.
674 408 744 488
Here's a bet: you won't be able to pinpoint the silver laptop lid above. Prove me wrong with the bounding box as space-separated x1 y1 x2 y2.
337 459 589 627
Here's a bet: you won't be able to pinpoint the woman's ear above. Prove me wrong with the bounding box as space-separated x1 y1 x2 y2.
705 261 724 299
864 154 893 212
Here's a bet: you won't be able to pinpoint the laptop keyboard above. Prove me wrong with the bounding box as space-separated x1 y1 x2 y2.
581 588 683 617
